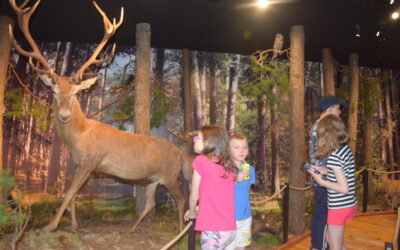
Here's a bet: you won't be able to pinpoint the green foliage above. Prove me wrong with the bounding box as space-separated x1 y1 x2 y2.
241 54 290 104
0 170 26 231
151 88 175 128
5 88 51 131
111 83 174 129
255 232 281 246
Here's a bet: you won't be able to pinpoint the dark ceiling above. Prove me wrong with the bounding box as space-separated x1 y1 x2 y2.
1 0 399 69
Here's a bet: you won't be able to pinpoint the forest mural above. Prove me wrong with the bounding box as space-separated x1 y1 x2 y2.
3 36 400 248
5 39 400 200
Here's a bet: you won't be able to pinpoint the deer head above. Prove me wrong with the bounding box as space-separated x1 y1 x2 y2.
9 0 124 123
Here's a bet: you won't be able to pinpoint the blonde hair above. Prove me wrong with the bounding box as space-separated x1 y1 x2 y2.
200 126 236 178
229 134 248 143
316 114 348 158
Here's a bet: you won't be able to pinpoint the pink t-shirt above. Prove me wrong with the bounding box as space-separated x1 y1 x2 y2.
192 155 236 231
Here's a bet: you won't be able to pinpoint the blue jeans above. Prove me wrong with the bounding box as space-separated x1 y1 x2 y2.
311 186 328 250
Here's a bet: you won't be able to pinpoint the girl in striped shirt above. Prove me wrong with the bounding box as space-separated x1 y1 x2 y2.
308 114 357 250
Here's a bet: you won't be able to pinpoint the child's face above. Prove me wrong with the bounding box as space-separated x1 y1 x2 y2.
229 138 249 163
193 132 204 154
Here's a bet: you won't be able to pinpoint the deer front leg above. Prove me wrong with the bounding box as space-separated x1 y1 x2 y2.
70 194 78 231
129 182 158 234
43 166 92 233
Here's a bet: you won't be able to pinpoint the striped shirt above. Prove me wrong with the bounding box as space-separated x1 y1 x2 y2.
326 145 357 209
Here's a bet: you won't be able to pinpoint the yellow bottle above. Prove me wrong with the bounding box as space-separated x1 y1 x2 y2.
241 161 250 180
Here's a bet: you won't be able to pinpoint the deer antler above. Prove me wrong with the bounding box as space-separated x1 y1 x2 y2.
71 1 124 83
9 0 53 75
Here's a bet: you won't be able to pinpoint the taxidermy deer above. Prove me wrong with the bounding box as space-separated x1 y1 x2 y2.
9 0 186 233
376 165 400 209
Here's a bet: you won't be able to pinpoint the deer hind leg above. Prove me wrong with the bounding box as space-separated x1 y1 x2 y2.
128 182 158 234
43 166 92 233
164 180 185 231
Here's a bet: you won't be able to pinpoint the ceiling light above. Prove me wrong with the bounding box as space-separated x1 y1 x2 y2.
257 0 269 8
392 11 399 19
355 24 361 37
390 0 395 4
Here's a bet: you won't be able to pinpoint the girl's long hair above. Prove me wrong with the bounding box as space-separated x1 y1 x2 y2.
316 114 349 158
200 126 236 178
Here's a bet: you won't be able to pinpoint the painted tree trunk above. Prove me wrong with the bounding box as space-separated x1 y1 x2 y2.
256 95 267 191
347 53 359 154
363 76 378 201
209 53 218 125
155 48 165 88
288 25 306 235
226 55 240 136
0 16 14 172
321 48 335 96
183 49 193 136
134 23 152 214
191 51 203 129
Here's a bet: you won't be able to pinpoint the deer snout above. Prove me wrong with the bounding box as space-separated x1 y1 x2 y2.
58 109 72 123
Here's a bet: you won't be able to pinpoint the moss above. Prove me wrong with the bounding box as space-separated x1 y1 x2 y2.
255 232 281 246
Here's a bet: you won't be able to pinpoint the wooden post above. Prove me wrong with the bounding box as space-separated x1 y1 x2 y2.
347 53 359 154
288 25 306 234
188 218 196 250
0 16 14 172
321 48 335 96
362 169 368 212
283 184 289 243
134 22 151 214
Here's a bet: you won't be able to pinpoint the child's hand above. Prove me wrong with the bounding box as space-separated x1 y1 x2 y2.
184 209 196 221
237 171 248 182
308 170 324 186
312 165 327 175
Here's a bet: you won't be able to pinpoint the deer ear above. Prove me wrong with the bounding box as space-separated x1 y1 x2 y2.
76 77 98 92
38 74 54 88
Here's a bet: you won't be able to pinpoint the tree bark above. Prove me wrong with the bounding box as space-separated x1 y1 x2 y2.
384 75 395 171
134 23 152 214
321 48 335 96
191 51 203 129
226 55 240 136
288 25 306 235
208 54 218 125
155 48 165 88
198 52 207 124
362 77 377 201
0 16 14 171
256 95 267 191
183 49 193 134
271 33 284 194
347 53 359 154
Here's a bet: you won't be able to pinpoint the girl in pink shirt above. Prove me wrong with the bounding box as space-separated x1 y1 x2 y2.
184 126 237 249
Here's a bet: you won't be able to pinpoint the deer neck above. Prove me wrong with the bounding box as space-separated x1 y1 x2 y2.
55 97 88 145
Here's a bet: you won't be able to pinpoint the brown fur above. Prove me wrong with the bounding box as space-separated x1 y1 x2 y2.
377 165 400 209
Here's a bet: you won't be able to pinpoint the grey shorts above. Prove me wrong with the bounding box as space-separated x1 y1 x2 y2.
225 217 252 250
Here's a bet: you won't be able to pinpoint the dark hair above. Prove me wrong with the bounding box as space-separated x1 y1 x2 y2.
200 126 236 178
316 114 348 158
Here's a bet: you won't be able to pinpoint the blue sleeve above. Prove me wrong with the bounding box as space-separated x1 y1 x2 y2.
250 166 256 184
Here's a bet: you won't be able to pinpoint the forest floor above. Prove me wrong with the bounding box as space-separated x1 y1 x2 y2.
0 198 282 249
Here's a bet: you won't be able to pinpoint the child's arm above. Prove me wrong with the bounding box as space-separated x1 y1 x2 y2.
184 170 201 221
308 168 349 194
